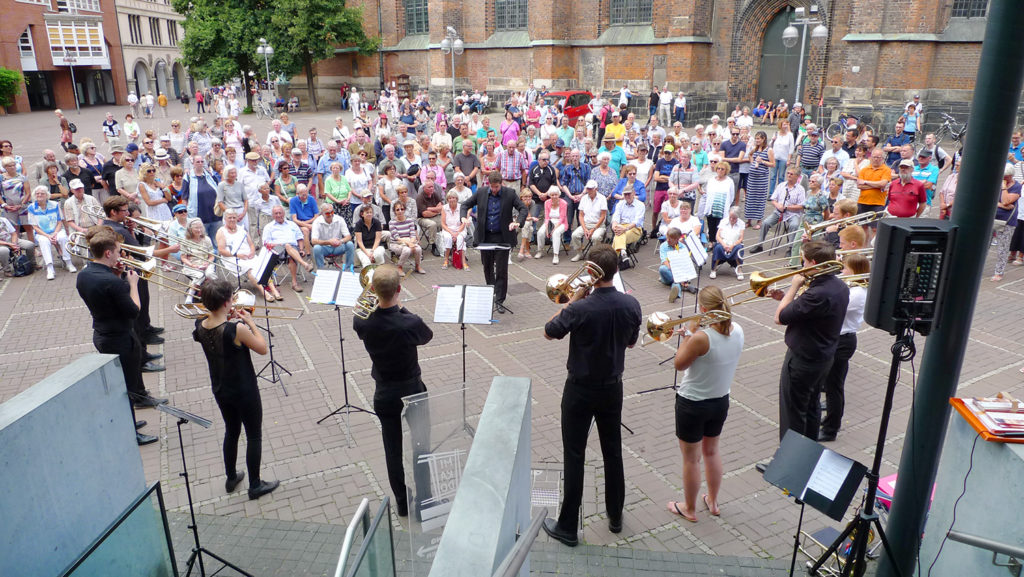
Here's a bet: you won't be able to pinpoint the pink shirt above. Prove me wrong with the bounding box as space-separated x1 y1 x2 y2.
543 198 568 226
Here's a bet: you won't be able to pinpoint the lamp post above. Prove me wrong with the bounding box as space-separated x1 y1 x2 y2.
63 49 80 114
439 26 464 110
256 38 274 97
781 5 828 105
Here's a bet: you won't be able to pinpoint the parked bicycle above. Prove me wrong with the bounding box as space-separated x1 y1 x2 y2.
254 94 277 120
826 112 874 140
932 112 968 147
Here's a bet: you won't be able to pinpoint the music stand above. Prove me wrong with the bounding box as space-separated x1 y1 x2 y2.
432 284 494 438
477 243 514 315
155 403 254 577
762 431 868 577
311 269 374 438
255 247 290 395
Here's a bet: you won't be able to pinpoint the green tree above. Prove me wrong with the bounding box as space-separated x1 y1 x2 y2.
0 67 24 110
266 0 379 111
171 0 272 109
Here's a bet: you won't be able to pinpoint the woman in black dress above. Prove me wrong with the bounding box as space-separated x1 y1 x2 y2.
193 279 279 500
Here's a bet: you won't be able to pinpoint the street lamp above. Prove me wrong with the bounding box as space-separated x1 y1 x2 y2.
439 26 464 110
782 6 828 105
63 49 80 114
256 38 274 96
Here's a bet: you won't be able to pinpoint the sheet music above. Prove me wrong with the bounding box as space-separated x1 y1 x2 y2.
463 286 495 324
433 285 464 323
309 269 341 304
254 247 275 282
683 231 708 267
803 450 853 501
667 250 697 283
333 271 362 307
612 272 625 293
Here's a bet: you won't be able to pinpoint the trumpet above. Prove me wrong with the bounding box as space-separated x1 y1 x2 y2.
353 265 379 320
725 260 844 306
173 290 304 320
641 310 733 346
546 261 604 304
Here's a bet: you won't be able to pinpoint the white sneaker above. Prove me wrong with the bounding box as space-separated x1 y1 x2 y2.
552 255 559 265
709 269 717 279
534 252 543 259
66 261 77 273
570 253 582 262
736 267 743 280
46 267 55 280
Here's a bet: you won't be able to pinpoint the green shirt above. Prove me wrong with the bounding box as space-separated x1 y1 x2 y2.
324 174 351 203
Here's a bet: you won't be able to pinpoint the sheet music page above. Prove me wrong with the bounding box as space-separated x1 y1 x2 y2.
334 271 363 307
433 285 464 323
684 231 708 267
668 250 697 283
309 269 341 304
612 272 625 293
254 247 275 281
803 450 853 501
463 285 495 324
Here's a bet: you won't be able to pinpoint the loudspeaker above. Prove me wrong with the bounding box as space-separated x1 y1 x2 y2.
864 219 957 336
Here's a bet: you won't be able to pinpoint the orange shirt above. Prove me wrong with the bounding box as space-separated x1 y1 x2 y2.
858 165 893 206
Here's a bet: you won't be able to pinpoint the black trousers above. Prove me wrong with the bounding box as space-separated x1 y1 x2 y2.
94 330 144 429
215 387 263 487
373 379 430 516
557 378 624 534
778 349 832 441
134 279 152 341
821 333 857 436
480 232 511 303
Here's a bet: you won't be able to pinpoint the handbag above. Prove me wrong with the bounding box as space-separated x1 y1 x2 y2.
11 251 34 277
452 249 463 269
68 122 78 134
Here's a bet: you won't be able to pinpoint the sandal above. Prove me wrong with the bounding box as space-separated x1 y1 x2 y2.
463 264 470 271
667 501 697 523
702 494 720 517
441 261 448 270
991 275 1004 282
292 284 303 292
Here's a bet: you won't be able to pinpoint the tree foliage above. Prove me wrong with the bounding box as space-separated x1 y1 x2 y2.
0 67 24 109
174 0 379 112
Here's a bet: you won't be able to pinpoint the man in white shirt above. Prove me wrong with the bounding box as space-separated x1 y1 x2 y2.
310 203 355 269
751 168 805 252
659 87 674 126
646 116 667 145
610 187 645 257
266 119 293 146
63 179 103 234
819 136 851 172
262 205 313 290
710 206 745 279
569 180 608 261
239 152 271 236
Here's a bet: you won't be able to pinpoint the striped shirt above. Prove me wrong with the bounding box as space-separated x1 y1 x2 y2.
389 217 417 240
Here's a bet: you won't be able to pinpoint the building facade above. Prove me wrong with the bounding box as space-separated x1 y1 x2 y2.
1 0 128 113
114 0 192 102
299 0 989 131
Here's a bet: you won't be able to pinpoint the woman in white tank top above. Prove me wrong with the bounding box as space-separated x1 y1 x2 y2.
666 286 743 523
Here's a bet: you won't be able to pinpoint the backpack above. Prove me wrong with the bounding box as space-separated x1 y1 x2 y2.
68 123 78 134
11 252 34 277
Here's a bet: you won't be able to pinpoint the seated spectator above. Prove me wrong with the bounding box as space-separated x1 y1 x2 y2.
666 201 702 242
659 188 685 238
311 203 355 270
353 204 387 268
658 228 691 302
417 179 444 257
388 202 424 275
181 217 217 302
63 179 103 235
261 204 314 293
515 188 539 261
440 191 469 270
288 183 319 249
217 209 277 300
610 185 645 260
0 215 35 275
26 185 74 279
569 180 607 262
711 207 745 280
536 187 568 264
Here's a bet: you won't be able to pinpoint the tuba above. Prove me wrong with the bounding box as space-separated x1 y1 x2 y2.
353 265 379 320
546 261 604 304
641 310 732 346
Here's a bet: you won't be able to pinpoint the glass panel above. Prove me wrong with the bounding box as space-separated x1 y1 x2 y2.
61 483 176 577
951 0 988 18
404 0 428 35
345 499 396 577
610 0 653 25
495 0 528 31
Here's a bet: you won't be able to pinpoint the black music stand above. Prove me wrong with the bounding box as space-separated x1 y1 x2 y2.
477 243 514 315
255 249 290 395
155 403 254 577
432 284 494 438
313 269 374 430
762 431 868 577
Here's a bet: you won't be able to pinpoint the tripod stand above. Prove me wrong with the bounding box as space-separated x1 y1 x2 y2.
316 304 374 429
256 289 291 395
809 325 914 577
158 404 254 577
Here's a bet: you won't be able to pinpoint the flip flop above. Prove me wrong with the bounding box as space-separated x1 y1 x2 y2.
667 501 697 523
702 494 720 517
292 284 303 292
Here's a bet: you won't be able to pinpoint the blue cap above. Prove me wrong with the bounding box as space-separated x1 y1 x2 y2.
172 204 187 213
555 139 565 147
125 143 139 152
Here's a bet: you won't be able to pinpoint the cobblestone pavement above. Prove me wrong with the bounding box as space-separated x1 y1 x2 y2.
2 107 1021 572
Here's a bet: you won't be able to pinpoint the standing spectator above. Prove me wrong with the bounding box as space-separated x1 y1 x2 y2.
659 86 674 126
127 91 140 117
673 92 687 125
912 149 939 210
883 120 911 167
992 165 1021 282
648 87 660 120
101 112 121 144
901 103 920 142
856 149 893 243
195 89 206 114
157 92 168 117
56 110 73 152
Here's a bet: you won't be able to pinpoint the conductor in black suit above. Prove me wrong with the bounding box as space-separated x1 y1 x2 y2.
460 171 527 310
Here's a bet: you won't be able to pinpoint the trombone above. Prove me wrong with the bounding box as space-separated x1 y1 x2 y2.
173 289 304 320
353 265 379 320
740 211 884 260
81 204 220 261
725 260 844 306
640 310 732 346
546 261 604 304
66 236 194 293
743 246 874 274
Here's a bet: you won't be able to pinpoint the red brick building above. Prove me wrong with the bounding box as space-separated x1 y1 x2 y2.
1 0 128 113
301 0 987 132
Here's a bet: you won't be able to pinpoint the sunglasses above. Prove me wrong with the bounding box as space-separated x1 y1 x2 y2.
731 133 740 136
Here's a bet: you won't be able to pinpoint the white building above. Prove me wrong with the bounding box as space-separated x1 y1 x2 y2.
113 0 193 101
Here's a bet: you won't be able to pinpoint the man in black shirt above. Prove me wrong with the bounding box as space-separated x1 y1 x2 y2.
529 151 558 215
541 245 642 546
769 240 848 451
352 265 433 518
460 172 527 311
101 145 126 201
75 226 165 445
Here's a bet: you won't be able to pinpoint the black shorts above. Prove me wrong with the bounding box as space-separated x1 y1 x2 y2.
674 393 729 443
857 203 885 228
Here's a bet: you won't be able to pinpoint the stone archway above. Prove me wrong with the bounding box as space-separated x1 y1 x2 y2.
172 62 187 99
154 60 168 97
133 60 151 97
727 0 827 106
